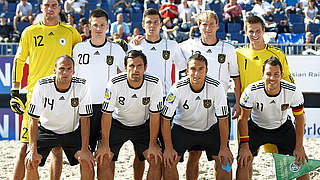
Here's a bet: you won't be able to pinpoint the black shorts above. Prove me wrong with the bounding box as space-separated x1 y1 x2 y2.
88 104 102 152
172 123 220 162
248 120 296 156
36 126 81 166
110 118 150 161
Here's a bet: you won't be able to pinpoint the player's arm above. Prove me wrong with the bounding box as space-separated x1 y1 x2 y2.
161 89 179 167
77 116 94 168
237 87 254 167
232 76 241 119
25 116 42 170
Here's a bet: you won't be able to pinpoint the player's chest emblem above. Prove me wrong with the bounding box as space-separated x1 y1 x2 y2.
203 99 212 108
281 104 289 111
59 38 66 46
71 98 79 107
218 54 226 63
106 55 114 65
142 97 150 105
162 50 170 60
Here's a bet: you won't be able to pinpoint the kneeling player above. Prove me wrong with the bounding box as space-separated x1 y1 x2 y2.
25 55 94 179
161 54 234 180
95 50 163 180
236 57 309 180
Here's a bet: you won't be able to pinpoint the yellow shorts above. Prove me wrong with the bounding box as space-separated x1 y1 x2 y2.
20 92 32 143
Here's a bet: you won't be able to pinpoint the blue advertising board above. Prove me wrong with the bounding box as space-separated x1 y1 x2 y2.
0 56 13 94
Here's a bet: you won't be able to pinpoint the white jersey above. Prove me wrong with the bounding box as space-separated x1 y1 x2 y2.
179 39 239 93
102 72 163 126
162 76 229 131
240 80 304 129
129 38 187 96
28 75 93 134
73 39 126 104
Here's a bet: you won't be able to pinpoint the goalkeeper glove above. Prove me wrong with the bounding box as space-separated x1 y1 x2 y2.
10 88 25 115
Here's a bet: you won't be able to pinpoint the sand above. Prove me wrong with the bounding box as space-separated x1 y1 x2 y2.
1 138 320 179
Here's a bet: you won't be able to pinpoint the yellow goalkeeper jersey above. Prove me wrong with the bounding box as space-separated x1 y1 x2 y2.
12 21 82 92
236 44 295 93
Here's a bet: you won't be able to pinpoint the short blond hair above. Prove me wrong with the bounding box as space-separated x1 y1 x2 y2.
197 10 219 25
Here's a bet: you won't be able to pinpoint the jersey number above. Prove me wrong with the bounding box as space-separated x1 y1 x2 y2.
78 54 90 64
256 102 263 112
183 100 189 110
21 127 28 139
119 97 125 105
34 35 44 47
44 97 54 110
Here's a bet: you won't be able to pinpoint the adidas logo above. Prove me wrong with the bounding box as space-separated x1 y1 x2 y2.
150 47 156 51
48 32 54 36
132 94 137 98
254 56 259 60
206 49 212 53
196 96 201 100
59 96 65 100
270 100 276 104
94 51 100 55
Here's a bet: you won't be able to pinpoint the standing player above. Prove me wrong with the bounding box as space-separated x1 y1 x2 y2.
25 56 94 180
236 14 295 155
128 8 186 179
73 9 126 155
10 0 82 179
178 10 241 179
161 54 233 180
236 57 309 180
95 50 163 180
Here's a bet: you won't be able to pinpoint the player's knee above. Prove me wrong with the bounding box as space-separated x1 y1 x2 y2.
147 157 161 169
80 162 94 175
51 146 63 158
97 156 113 169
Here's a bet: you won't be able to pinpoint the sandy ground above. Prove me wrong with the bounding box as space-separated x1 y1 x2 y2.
1 138 320 179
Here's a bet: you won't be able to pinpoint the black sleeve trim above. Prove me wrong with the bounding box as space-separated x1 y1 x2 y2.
240 104 253 109
28 113 40 119
216 114 229 118
80 113 94 117
150 109 161 113
230 75 240 78
101 109 113 114
161 114 173 120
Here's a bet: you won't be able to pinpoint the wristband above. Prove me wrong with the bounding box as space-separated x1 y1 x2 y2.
240 136 249 143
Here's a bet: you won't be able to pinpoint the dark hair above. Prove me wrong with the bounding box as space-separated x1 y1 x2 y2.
55 55 75 68
187 53 208 68
143 8 161 23
262 56 283 74
124 50 147 67
89 9 109 22
245 14 265 30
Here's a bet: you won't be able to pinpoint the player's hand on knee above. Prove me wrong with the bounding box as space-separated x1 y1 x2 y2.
163 147 178 168
237 144 253 168
95 144 113 165
146 144 163 165
25 150 42 170
76 149 95 169
218 146 234 166
293 146 309 166
10 88 25 115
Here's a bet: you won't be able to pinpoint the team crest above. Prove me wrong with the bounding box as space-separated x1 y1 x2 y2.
162 50 170 60
106 55 114 65
142 97 150 105
281 104 289 111
104 88 111 100
218 54 226 63
71 98 79 107
289 162 300 173
166 92 176 104
203 99 212 108
59 38 66 46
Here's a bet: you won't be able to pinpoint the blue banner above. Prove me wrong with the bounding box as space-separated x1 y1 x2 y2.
0 56 13 94
0 108 20 140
